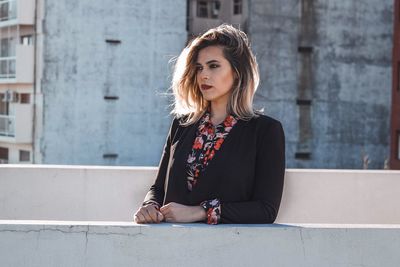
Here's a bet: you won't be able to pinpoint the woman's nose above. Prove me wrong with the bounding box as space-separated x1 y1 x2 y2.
200 70 209 81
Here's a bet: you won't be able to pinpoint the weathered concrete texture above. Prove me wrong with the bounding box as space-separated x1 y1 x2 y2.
249 0 392 168
248 0 301 167
41 0 186 165
1 222 400 267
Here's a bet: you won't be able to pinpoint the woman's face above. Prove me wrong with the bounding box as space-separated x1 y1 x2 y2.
196 45 235 106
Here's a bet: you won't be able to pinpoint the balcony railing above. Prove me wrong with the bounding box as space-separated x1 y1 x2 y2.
0 56 16 79
0 0 16 22
0 0 34 26
0 103 31 143
0 45 33 83
0 113 15 136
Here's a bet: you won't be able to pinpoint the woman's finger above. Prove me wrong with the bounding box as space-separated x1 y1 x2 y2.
157 211 165 222
141 208 154 223
161 209 172 222
159 204 169 213
145 207 158 223
134 211 146 223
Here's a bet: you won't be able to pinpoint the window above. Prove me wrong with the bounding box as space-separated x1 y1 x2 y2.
197 1 208 18
0 37 15 57
0 96 9 136
0 0 16 21
0 147 8 163
20 93 30 104
211 1 220 18
196 0 220 19
0 94 9 114
20 35 33 46
233 0 243 15
19 150 30 162
0 37 16 79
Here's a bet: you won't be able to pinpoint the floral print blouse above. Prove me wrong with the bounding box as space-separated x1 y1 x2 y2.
186 109 238 224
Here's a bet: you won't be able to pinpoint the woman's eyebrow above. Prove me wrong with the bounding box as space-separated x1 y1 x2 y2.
206 60 220 64
196 60 220 65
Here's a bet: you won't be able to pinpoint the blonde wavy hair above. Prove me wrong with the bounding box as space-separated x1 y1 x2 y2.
171 24 260 125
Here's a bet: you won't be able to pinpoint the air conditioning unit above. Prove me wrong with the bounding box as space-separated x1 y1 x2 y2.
1 90 19 103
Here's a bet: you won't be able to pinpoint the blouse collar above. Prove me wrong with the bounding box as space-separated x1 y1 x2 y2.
200 107 238 129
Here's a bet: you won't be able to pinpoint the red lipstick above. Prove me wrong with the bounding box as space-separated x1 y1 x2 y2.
201 84 212 90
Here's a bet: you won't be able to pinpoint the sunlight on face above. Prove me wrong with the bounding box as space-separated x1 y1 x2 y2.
196 46 235 106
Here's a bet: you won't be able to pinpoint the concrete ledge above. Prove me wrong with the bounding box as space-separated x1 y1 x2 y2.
0 221 399 267
1 165 400 223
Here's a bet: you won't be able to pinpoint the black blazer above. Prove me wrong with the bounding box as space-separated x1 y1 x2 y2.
143 114 285 223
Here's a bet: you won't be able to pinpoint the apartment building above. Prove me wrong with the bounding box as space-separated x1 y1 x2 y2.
187 0 247 36
0 0 35 164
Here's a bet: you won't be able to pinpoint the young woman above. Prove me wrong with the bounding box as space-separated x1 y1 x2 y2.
134 24 285 224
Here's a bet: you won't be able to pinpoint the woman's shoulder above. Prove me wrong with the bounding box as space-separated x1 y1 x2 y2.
172 112 202 127
169 113 194 134
247 112 284 132
172 114 191 126
246 113 285 145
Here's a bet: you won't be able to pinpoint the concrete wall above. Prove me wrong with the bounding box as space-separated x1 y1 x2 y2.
40 0 186 166
1 165 400 224
249 0 393 169
38 0 392 169
1 165 400 266
1 221 400 267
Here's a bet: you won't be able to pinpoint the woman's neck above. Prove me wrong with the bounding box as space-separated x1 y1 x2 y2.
209 101 228 126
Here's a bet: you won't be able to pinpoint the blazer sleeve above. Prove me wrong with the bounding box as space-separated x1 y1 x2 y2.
220 120 285 224
142 117 180 207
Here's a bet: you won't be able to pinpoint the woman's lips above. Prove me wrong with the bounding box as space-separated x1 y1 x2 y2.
201 84 212 90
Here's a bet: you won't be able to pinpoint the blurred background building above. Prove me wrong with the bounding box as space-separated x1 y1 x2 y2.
0 0 396 169
391 0 400 169
0 0 34 164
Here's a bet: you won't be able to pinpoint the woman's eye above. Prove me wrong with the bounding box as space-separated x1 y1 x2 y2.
196 66 203 71
210 64 219 69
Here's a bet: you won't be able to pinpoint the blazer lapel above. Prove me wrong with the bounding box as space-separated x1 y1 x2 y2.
165 119 200 202
191 119 244 193
165 118 245 204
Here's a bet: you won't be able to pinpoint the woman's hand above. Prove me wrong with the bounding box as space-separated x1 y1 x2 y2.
134 204 164 224
160 202 206 223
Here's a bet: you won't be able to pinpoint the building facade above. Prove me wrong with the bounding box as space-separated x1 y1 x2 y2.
248 0 393 169
0 0 188 166
186 0 393 169
0 0 35 164
187 0 248 36
0 0 394 169
37 0 187 166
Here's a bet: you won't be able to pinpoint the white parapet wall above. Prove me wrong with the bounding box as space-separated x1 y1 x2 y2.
1 165 400 267
0 165 400 223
